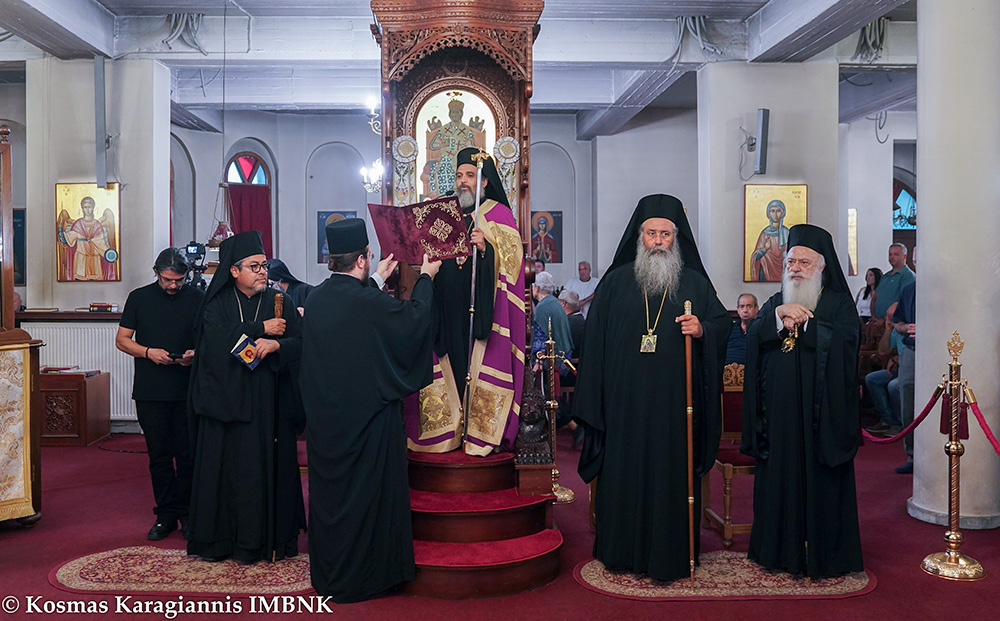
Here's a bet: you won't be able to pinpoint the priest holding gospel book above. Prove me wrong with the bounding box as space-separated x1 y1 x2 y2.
404 147 526 456
186 230 306 565
300 219 441 602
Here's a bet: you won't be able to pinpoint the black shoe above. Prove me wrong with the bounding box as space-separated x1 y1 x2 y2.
199 555 229 563
572 425 585 450
147 519 178 541
180 519 190 540
865 422 890 433
894 460 914 474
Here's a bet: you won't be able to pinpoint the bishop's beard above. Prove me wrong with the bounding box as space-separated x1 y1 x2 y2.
634 237 683 300
782 268 823 311
458 186 485 210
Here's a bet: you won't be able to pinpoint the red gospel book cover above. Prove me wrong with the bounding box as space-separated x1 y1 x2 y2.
368 196 472 264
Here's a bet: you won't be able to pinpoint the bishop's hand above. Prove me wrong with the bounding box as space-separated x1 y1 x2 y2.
470 228 486 253
263 317 286 336
675 313 704 338
776 303 813 331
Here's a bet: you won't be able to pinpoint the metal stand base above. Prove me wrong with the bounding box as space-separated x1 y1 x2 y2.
921 551 987 581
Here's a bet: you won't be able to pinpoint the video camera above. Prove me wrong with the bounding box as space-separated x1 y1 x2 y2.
185 241 208 291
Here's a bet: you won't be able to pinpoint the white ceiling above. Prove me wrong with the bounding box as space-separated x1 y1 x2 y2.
0 0 918 136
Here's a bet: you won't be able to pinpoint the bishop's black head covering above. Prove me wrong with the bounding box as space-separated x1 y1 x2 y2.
201 230 266 309
455 147 511 210
786 224 849 293
607 194 711 282
265 258 303 285
326 218 368 255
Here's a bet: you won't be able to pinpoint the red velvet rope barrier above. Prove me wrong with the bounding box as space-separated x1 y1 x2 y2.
861 385 943 444
967 400 1000 459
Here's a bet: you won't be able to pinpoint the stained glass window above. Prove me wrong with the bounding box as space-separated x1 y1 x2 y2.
225 151 269 186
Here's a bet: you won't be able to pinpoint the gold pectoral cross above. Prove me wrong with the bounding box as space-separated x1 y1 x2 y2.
640 331 657 353
781 325 799 353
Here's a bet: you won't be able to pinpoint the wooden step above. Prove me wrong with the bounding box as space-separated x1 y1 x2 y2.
406 530 562 599
410 489 552 542
408 450 516 493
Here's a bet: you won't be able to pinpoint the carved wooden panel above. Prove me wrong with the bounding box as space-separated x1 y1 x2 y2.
44 394 75 433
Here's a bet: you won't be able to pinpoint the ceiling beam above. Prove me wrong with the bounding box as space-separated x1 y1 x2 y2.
575 68 688 140
747 0 910 62
839 69 916 122
0 0 115 58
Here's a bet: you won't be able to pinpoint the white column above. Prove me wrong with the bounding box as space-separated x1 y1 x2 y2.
909 0 1000 528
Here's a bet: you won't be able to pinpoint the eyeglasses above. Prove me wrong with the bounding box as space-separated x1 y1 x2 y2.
236 262 269 274
157 273 186 285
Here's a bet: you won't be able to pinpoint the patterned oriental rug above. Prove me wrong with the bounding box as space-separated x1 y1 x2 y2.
574 551 876 601
49 546 314 596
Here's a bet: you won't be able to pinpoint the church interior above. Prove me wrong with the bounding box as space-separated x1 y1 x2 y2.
2 0 1000 617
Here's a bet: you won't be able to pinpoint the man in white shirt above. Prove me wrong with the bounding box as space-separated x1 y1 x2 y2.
562 260 600 318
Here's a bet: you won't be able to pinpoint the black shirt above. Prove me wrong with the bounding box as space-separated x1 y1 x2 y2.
120 282 204 401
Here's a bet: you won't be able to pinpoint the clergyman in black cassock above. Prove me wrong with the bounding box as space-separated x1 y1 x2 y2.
186 230 306 564
574 194 729 582
742 223 864 578
301 219 438 602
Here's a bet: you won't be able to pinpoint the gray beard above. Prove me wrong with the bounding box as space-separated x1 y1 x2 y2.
782 269 822 311
634 238 683 300
457 187 485 209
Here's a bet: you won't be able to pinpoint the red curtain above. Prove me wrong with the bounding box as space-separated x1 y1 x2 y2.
228 184 273 259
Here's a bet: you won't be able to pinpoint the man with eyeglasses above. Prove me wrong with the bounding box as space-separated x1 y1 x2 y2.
742 224 864 579
573 194 730 583
186 231 306 565
116 247 203 541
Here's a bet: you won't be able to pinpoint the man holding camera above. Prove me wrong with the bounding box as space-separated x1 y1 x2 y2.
116 247 203 540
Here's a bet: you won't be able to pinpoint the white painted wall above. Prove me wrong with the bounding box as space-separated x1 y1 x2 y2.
24 58 170 310
531 113 593 286
592 108 700 279
698 60 840 307
839 111 916 300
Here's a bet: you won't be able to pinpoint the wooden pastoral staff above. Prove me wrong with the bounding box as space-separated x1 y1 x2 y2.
370 1 562 599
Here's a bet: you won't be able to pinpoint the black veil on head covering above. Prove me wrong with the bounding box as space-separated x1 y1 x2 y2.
200 230 266 311
455 147 511 209
266 258 303 286
607 194 711 282
786 223 849 293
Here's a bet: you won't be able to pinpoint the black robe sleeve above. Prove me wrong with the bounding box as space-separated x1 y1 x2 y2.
741 294 779 460
813 291 861 467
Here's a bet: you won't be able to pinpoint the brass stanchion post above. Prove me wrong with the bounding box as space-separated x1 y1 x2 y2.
920 331 986 581
537 317 575 504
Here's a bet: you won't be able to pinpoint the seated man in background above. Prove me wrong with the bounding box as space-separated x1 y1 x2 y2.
724 292 758 365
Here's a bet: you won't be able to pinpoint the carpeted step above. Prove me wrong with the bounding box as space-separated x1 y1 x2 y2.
408 450 516 493
406 529 563 599
411 489 552 542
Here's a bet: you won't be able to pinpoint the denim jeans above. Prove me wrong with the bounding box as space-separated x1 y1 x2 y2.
865 369 901 427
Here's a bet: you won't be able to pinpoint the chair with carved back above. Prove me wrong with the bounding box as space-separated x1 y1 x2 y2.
702 362 754 548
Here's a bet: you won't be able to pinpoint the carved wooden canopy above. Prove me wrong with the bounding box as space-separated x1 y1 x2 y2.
371 0 543 88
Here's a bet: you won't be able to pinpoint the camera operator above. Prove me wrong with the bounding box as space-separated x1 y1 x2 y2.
185 241 208 291
115 247 204 540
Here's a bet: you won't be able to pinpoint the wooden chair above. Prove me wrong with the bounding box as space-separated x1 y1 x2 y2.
702 362 755 548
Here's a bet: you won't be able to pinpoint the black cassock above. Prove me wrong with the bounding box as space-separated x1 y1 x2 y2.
301 273 434 603
575 265 728 582
187 286 305 563
742 290 864 578
431 213 494 385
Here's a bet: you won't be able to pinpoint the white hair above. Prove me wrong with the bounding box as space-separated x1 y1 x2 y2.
535 270 557 294
633 236 683 300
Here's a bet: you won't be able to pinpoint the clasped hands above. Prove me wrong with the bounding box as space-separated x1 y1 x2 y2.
777 303 813 332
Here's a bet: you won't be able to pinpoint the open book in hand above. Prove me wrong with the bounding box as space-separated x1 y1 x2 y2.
368 196 473 264
231 334 262 370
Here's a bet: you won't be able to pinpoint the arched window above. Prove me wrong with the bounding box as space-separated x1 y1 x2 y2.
226 152 270 186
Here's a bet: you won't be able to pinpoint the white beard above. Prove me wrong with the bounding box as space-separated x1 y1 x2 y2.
782 268 822 311
458 186 485 209
634 237 683 300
